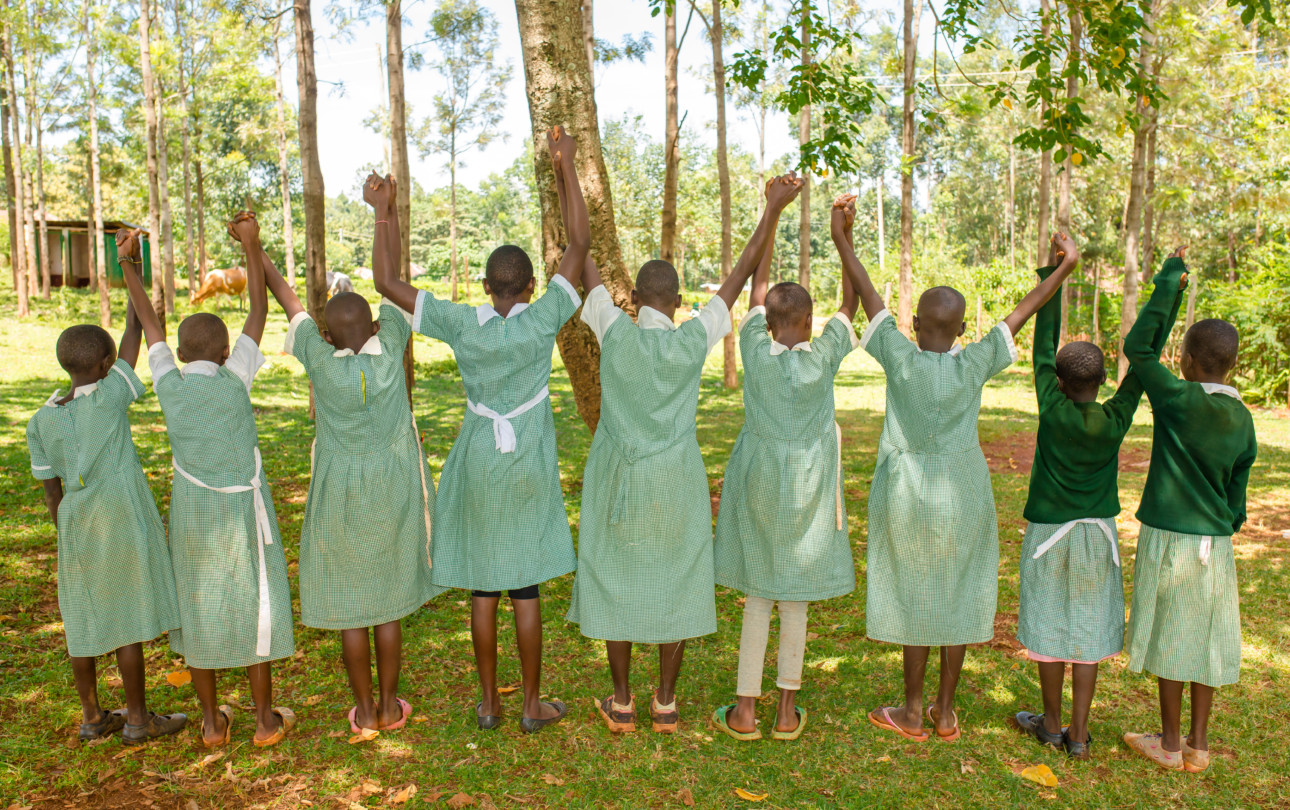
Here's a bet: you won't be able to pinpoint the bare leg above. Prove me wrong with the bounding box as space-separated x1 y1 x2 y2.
513 596 558 720
1186 682 1214 751
471 596 501 716
606 640 633 706
1067 663 1098 744
1037 660 1065 735
656 641 686 705
893 645 929 732
930 645 966 735
1157 676 1184 752
247 662 281 741
189 667 228 745
70 655 104 725
776 689 798 733
373 620 403 728
341 627 378 730
115 643 149 726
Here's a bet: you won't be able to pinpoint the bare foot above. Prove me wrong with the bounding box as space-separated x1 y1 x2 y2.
201 710 229 747
727 696 758 734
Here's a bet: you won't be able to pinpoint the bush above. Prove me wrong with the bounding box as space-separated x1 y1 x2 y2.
1209 242 1290 406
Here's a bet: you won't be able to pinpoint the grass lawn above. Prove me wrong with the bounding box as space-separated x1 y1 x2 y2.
1 282 1287 809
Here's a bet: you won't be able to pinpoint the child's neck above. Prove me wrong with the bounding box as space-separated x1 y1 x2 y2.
915 334 957 353
60 372 106 403
490 295 532 318
771 326 811 347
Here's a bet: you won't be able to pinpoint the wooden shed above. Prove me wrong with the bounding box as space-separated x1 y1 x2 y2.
37 220 153 289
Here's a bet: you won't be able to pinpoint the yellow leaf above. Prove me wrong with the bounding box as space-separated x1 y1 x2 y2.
348 727 380 744
197 752 224 768
361 780 382 795
734 788 768 802
876 755 891 763
165 670 192 687
1117 122 1126 137
304 694 323 706
498 685 521 694
390 784 418 804
1071 153 1083 166
1112 45 1125 65
1020 764 1059 788
540 774 565 786
1003 98 1013 110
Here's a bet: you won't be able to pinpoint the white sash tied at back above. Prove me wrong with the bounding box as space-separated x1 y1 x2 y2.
467 385 550 454
172 447 275 657
1031 517 1120 568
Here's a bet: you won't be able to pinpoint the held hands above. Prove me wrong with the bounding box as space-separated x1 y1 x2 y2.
830 193 857 245
547 125 577 173
1051 231 1079 268
115 228 143 264
226 211 260 244
1169 245 1189 289
363 171 395 215
765 171 804 213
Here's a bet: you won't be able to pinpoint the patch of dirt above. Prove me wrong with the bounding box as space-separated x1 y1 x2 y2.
979 432 1151 475
985 612 1025 657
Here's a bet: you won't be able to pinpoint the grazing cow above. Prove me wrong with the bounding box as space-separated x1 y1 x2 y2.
192 266 248 308
326 271 354 298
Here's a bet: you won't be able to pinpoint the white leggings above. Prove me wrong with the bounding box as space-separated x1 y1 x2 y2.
736 596 809 697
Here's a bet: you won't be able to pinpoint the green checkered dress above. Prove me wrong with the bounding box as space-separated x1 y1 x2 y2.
862 311 1016 646
1124 525 1241 687
290 304 443 629
567 298 720 643
713 310 858 602
151 338 295 669
1017 520 1124 662
25 360 180 658
412 285 579 591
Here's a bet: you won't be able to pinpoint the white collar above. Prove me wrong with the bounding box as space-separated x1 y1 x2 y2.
477 302 530 326
46 381 99 406
769 339 812 355
182 360 221 378
1200 382 1242 401
636 305 676 331
333 334 383 358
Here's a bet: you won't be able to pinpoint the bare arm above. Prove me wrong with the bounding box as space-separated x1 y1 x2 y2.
385 174 404 291
830 195 883 321
116 229 166 351
717 172 803 309
365 172 419 312
547 126 591 287
748 181 779 310
550 140 603 291
261 246 306 320
1002 231 1079 337
118 296 143 369
42 479 63 530
228 212 268 345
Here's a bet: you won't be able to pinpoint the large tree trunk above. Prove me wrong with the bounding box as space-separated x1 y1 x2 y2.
2 23 26 317
385 0 415 405
176 2 195 299
515 0 632 433
1055 5 1080 343
797 1 810 289
1035 0 1053 272
1118 1 1157 382
272 26 297 286
581 0 594 72
155 74 176 314
660 8 679 267
139 0 165 323
86 0 109 327
710 0 735 388
898 0 920 333
295 0 327 326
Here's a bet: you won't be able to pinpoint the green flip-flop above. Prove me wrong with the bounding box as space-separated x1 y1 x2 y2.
712 704 761 741
771 707 808 741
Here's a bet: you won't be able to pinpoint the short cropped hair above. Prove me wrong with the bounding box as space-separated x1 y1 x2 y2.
916 286 967 330
1055 341 1106 390
56 324 114 376
636 260 680 304
485 245 535 298
177 312 230 360
765 282 813 332
1184 318 1240 376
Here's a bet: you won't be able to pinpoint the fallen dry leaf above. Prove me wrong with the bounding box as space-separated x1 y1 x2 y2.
328 730 347 738
497 685 520 694
412 715 430 723
677 787 695 806
304 694 323 706
390 784 417 804
734 788 768 802
502 794 531 804
361 779 383 795
1020 764 1058 788
960 759 976 774
196 752 224 768
478 795 497 810
540 774 564 786
446 793 475 809
165 670 192 688
96 767 117 783
876 755 891 763
348 728 380 745
186 800 199 810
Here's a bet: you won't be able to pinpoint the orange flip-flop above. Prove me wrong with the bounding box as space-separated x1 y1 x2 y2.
202 705 234 749
926 706 962 742
253 707 297 748
867 707 930 742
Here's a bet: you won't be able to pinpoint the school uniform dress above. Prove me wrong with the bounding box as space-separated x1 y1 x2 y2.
861 310 1017 647
568 286 730 643
713 307 859 602
411 277 581 592
1122 259 1258 688
1017 265 1174 665
287 302 442 630
148 337 295 669
25 360 180 658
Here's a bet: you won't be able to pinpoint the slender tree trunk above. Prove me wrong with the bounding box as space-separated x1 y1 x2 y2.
2 24 26 317
1184 272 1198 329
1008 138 1015 270
272 26 296 286
1091 259 1100 345
660 9 679 266
1118 1 1157 382
86 0 109 327
195 136 206 284
86 153 96 292
295 0 327 326
515 0 633 432
176 2 195 299
450 158 459 302
155 75 176 313
1035 0 1053 273
876 170 885 275
1055 5 1080 343
1225 181 1237 282
709 0 735 388
797 0 811 288
139 0 165 322
385 0 415 406
35 116 49 295
20 41 42 299
1141 117 1157 280
898 0 920 333
1 76 15 293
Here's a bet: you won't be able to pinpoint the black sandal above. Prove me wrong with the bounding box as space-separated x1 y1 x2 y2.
519 700 567 734
1063 728 1093 760
122 712 188 746
79 709 127 742
1012 711 1063 749
476 701 501 731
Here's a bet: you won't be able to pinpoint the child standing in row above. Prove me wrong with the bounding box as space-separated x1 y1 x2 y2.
26 254 186 746
118 217 297 748
281 183 441 735
1012 239 1181 760
1121 251 1257 773
710 192 862 741
859 228 1077 742
370 126 591 733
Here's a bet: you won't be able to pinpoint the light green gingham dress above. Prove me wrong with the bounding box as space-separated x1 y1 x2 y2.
567 286 729 642
149 337 295 669
25 360 180 658
412 281 580 591
862 311 1017 646
714 308 859 602
289 303 442 629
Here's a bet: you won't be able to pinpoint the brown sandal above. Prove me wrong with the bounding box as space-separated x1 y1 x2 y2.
253 707 297 748
650 691 679 734
596 695 636 733
202 706 234 749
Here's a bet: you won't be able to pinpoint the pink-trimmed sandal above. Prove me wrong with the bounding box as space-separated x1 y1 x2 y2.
379 698 412 731
1123 731 1183 770
867 707 930 742
927 706 962 741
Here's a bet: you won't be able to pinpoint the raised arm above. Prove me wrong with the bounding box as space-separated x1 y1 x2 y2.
747 179 780 311
116 228 166 352
366 172 419 312
546 126 592 288
261 245 305 320
227 211 268 345
717 172 803 309
1002 231 1079 337
830 194 881 321
118 296 144 369
1123 247 1189 400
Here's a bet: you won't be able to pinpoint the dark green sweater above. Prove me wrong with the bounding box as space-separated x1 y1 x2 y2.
1023 264 1175 523
1126 257 1258 536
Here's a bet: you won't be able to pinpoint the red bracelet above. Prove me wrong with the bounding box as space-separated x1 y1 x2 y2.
376 220 389 225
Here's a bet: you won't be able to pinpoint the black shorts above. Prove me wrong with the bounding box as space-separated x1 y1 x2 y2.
471 584 540 600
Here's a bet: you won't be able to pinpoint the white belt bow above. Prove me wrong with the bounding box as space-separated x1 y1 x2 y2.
467 386 550 454
1032 517 1120 568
